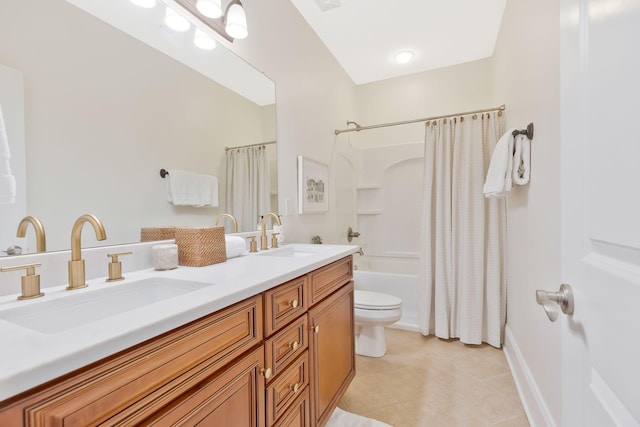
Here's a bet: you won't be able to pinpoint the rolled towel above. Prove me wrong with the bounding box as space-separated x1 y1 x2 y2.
512 134 531 185
225 235 246 258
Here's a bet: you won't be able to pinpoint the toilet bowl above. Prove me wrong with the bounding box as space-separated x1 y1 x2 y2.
354 290 402 358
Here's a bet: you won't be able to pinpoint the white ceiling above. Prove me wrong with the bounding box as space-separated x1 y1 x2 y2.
289 0 507 85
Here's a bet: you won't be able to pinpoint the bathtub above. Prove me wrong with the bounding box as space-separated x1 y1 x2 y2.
354 255 419 332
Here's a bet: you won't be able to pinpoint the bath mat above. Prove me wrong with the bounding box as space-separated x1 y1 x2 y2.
326 407 392 427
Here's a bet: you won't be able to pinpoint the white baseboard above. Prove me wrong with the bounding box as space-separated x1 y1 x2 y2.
503 326 556 427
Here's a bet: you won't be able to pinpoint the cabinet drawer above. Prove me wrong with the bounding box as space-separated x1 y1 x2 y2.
264 275 308 337
308 256 353 306
272 386 310 427
265 314 308 382
266 351 309 426
140 346 266 427
10 296 263 427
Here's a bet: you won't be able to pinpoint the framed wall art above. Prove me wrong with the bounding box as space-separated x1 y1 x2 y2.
297 156 328 214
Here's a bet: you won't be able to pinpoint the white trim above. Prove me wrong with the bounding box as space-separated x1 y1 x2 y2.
503 326 556 427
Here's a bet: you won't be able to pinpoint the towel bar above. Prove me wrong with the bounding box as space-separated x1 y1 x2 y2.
512 123 534 140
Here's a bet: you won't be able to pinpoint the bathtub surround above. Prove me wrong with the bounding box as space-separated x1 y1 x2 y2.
420 112 506 348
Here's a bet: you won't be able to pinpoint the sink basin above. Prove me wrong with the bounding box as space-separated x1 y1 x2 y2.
257 244 330 258
0 277 212 334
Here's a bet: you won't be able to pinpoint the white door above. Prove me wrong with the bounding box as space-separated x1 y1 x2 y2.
561 0 640 425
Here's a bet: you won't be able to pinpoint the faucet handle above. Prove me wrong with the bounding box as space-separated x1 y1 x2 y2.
1 263 44 300
271 233 280 249
247 236 258 253
106 251 133 282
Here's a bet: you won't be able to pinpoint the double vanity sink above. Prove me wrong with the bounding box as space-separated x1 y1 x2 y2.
0 243 358 403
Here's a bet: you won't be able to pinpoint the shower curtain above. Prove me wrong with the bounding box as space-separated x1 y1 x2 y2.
225 145 271 232
418 112 506 348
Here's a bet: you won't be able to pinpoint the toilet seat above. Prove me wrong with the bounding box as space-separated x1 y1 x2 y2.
354 290 402 310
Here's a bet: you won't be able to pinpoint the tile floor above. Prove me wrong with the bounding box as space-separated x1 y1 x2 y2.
339 328 530 427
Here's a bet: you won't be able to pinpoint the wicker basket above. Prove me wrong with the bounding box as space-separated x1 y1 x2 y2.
140 227 176 242
174 226 227 267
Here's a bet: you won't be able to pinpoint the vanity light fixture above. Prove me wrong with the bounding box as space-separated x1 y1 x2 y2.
393 50 415 64
224 0 248 40
194 28 217 50
130 0 157 8
196 0 222 19
164 7 191 32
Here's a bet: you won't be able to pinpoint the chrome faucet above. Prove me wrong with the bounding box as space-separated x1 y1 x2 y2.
16 216 46 253
214 213 238 233
68 214 107 290
260 212 282 250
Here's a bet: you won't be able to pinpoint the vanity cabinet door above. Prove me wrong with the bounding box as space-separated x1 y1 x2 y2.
140 346 266 427
308 281 355 427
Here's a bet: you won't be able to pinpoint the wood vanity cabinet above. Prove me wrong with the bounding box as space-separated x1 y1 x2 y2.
0 255 354 427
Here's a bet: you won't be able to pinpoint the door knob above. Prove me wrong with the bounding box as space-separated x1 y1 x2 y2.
535 284 574 322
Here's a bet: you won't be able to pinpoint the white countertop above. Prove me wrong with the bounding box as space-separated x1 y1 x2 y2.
0 243 359 401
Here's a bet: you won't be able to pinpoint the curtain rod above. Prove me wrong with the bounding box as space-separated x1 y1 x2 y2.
334 104 506 135
224 140 277 151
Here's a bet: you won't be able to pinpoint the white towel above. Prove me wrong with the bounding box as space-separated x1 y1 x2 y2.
225 235 246 258
195 174 218 207
512 134 531 185
483 128 516 198
0 104 16 205
166 169 200 206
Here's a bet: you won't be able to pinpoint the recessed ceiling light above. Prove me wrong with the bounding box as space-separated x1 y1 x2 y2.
130 0 157 8
164 7 191 32
393 50 415 64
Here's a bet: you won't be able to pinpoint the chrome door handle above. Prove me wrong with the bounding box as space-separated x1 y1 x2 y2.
535 284 574 322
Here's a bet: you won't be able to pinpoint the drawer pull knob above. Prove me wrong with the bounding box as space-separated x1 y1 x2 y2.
288 341 300 351
311 325 320 334
260 367 272 379
289 383 300 393
288 299 299 309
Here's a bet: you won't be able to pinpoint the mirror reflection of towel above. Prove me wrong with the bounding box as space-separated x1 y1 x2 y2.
165 169 218 207
0 104 16 205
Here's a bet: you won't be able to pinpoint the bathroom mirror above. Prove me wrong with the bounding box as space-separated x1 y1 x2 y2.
0 0 277 253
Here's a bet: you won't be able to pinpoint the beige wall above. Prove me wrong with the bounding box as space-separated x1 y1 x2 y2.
229 0 358 244
354 58 494 147
0 0 272 250
492 0 562 425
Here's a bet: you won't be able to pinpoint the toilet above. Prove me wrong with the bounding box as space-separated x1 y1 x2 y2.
354 290 403 358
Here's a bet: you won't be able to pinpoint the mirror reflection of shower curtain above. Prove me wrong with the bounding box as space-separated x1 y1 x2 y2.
419 112 506 348
225 146 271 232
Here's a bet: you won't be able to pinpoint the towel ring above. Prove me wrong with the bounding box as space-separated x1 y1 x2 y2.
160 169 169 178
512 123 534 140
